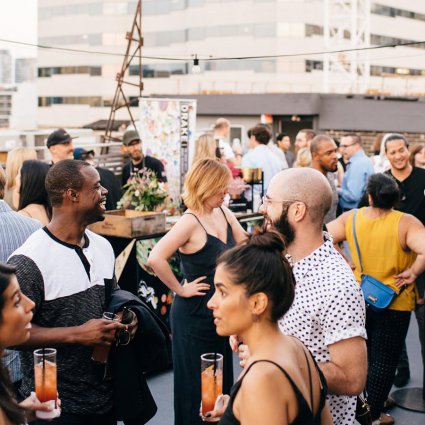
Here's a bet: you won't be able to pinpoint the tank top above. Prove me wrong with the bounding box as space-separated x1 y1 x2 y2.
219 348 327 425
178 207 235 314
345 208 416 311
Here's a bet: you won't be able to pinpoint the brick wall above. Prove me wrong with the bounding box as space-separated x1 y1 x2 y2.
326 130 425 156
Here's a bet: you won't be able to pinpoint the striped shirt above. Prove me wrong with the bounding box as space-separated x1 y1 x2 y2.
0 200 41 383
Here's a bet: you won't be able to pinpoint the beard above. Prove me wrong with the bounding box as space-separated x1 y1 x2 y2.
271 209 296 246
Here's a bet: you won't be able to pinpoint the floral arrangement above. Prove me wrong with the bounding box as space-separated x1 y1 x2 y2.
117 169 169 211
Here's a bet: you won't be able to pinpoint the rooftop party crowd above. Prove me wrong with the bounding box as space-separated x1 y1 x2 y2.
0 119 424 425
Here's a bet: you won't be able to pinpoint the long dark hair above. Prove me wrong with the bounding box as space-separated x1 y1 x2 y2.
18 160 52 220
0 262 27 425
216 230 296 322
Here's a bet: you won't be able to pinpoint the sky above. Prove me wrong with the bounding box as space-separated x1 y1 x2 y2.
0 0 37 58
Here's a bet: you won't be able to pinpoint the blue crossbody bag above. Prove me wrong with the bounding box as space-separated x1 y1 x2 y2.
352 211 402 310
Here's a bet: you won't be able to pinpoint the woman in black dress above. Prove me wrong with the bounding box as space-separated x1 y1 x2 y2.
148 159 247 425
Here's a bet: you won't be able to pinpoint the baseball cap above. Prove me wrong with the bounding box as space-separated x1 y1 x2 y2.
73 147 95 161
122 129 141 146
46 128 78 148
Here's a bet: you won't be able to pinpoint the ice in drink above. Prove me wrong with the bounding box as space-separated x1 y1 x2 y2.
200 353 223 417
34 360 57 402
201 365 223 416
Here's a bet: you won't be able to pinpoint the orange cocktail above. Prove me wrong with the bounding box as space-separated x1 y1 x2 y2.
201 353 223 417
34 349 57 402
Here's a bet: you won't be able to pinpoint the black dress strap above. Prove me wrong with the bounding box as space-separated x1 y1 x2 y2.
184 212 208 233
219 206 231 226
241 360 308 404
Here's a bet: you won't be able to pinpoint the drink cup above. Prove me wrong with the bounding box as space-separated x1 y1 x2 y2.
91 312 120 363
34 348 58 419
201 353 223 418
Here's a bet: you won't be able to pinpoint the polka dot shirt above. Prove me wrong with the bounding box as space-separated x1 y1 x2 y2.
279 233 367 425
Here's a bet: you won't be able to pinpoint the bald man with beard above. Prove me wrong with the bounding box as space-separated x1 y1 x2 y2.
234 168 367 425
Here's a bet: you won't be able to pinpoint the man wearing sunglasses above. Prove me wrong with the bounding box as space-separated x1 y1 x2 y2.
338 134 374 213
234 168 367 425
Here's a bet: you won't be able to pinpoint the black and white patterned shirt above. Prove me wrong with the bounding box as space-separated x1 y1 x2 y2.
279 233 366 425
8 227 116 415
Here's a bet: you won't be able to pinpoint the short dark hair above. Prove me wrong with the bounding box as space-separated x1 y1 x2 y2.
310 134 334 154
250 125 271 145
384 133 408 152
45 159 92 207
366 173 399 210
0 262 26 425
343 133 362 146
18 160 51 219
216 230 295 322
276 133 289 142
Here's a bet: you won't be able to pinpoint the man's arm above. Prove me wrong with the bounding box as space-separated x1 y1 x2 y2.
19 320 125 349
319 336 367 395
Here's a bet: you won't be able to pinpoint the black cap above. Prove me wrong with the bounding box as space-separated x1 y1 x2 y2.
73 147 95 160
46 128 78 148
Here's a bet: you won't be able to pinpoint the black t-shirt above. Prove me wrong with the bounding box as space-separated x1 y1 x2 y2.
385 167 425 226
122 156 167 185
96 167 122 211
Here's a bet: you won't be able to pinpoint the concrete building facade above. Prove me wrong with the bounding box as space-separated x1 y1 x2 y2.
37 0 425 127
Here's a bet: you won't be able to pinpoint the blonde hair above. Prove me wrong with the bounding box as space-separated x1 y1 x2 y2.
183 159 231 213
296 147 312 167
5 147 37 190
193 134 217 164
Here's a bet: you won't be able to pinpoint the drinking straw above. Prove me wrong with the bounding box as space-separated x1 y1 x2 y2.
42 348 45 402
213 352 217 378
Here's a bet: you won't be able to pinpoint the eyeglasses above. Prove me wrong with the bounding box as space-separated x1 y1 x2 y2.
261 196 302 207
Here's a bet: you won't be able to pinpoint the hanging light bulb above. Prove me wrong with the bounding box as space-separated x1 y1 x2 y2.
192 54 201 74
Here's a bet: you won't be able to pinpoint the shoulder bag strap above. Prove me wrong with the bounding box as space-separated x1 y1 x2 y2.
351 210 364 275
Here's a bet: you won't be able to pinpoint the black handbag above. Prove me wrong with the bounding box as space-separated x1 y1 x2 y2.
356 391 372 425
352 211 403 310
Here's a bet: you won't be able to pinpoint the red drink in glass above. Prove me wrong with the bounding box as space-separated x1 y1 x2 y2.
201 353 223 417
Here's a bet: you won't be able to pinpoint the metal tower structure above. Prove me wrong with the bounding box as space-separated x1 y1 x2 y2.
323 0 371 94
104 0 143 142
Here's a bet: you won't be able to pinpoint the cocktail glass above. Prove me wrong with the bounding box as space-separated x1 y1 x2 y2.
91 312 120 363
201 353 223 418
34 348 58 419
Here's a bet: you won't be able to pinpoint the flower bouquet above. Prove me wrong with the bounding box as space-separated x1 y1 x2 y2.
117 169 169 212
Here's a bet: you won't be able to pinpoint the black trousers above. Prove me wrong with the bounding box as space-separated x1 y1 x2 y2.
365 308 411 420
33 410 116 425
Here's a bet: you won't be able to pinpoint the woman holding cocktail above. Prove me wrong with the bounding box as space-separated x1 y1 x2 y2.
0 262 56 424
148 159 247 425
205 231 333 425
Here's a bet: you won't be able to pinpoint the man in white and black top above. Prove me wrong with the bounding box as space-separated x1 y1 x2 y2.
9 160 128 424
121 129 167 186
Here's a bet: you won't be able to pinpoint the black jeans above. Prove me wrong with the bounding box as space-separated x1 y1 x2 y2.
366 308 411 420
33 410 116 425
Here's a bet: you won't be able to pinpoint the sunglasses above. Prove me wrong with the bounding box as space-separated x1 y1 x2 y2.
116 307 136 346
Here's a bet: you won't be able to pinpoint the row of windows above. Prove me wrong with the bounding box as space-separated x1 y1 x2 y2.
38 96 103 107
372 3 425 23
305 60 425 77
38 66 102 78
371 34 425 50
39 0 274 20
39 34 102 47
